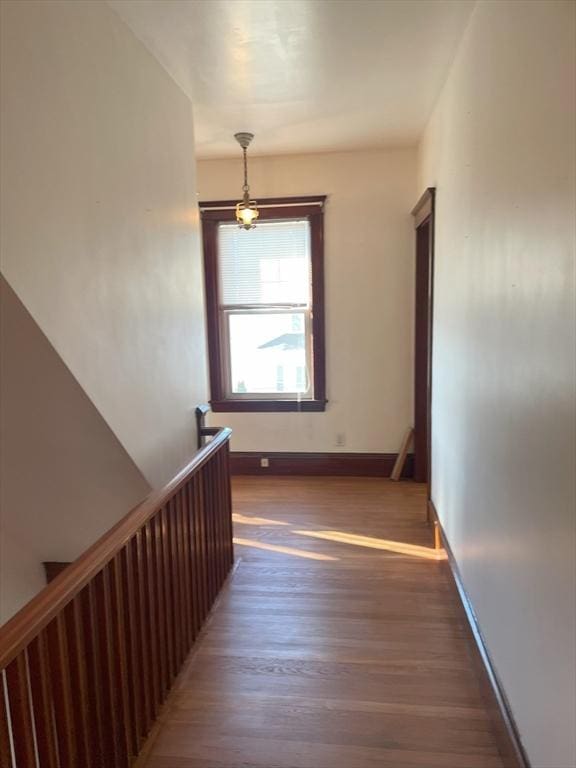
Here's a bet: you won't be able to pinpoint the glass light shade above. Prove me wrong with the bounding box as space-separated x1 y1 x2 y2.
236 200 259 229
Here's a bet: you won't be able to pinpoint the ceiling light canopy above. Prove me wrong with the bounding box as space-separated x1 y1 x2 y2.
234 132 259 230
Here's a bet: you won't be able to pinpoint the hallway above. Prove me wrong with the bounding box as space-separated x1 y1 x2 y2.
137 477 503 768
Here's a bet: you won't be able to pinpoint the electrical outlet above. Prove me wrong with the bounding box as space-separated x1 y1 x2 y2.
260 457 269 468
335 433 346 447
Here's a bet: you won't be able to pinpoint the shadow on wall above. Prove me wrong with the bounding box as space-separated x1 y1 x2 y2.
0 276 150 624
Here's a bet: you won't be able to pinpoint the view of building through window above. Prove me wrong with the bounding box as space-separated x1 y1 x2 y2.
229 311 308 394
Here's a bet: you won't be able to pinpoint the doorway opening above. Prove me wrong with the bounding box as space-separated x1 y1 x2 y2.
411 188 435 489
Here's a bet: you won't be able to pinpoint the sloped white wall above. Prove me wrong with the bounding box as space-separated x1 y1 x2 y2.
0 0 208 487
418 2 576 765
0 277 150 623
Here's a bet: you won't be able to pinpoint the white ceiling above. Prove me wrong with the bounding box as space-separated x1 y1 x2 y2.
109 0 475 159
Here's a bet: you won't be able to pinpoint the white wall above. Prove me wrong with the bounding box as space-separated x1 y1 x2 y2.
197 149 417 453
0 0 208 487
0 277 150 623
418 2 576 766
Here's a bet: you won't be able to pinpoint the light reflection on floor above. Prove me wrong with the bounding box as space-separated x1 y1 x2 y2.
293 529 447 560
232 513 290 526
233 515 445 561
232 536 338 561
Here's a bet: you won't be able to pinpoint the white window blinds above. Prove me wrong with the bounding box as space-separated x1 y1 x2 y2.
218 220 311 306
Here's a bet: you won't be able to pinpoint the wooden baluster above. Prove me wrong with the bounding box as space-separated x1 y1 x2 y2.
28 634 59 768
200 465 212 608
180 482 194 649
214 455 223 587
136 529 156 731
151 514 168 698
120 544 144 754
211 455 222 588
174 498 189 662
197 467 210 617
222 447 232 570
109 555 134 763
192 482 202 631
227 450 234 566
189 475 203 633
207 461 217 604
160 505 176 681
167 499 182 668
179 491 190 657
218 452 226 584
63 598 92 767
131 530 153 735
164 502 177 673
170 496 183 666
5 653 35 768
176 489 192 655
225 443 235 568
217 449 227 581
94 567 128 767
220 450 227 580
0 671 13 768
46 613 77 765
174 488 188 660
193 476 204 633
79 582 107 767
181 488 192 652
143 522 161 714
203 464 213 609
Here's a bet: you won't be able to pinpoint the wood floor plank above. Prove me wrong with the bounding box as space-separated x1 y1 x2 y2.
150 712 500 755
137 477 504 768
144 732 503 768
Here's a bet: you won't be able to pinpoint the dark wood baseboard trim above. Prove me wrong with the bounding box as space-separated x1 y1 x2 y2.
230 452 414 478
428 500 530 768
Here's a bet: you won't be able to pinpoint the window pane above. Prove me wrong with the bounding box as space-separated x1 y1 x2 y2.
219 220 311 306
228 312 309 395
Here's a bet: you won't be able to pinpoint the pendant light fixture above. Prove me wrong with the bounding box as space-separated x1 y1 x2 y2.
234 132 259 229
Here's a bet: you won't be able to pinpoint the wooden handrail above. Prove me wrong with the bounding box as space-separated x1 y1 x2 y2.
0 426 231 669
1 423 233 767
195 404 221 449
0 427 232 669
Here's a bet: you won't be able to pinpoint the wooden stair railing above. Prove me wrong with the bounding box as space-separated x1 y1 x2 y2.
0 426 233 768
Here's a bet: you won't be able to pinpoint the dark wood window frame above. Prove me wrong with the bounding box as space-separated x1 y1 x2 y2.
200 195 327 413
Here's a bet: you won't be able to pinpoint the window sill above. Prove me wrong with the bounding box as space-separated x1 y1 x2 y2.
210 399 328 413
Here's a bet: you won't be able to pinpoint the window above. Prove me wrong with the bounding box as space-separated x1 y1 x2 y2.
200 196 327 412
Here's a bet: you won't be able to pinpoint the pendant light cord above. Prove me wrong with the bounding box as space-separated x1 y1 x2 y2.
242 147 249 194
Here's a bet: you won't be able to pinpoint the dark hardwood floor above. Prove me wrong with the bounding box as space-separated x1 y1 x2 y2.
137 477 504 768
